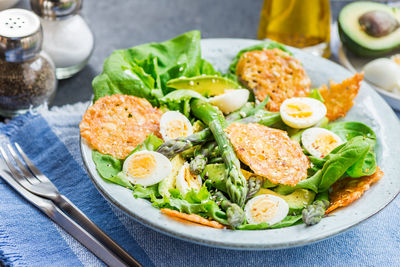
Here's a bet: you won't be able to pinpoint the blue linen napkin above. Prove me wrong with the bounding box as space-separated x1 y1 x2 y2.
0 103 399 267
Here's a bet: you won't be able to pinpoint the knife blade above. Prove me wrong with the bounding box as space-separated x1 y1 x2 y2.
0 168 128 267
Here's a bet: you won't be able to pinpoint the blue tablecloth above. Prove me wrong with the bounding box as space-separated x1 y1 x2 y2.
0 102 399 267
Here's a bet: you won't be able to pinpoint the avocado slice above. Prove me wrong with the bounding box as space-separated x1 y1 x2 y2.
158 155 185 197
203 163 227 192
256 188 316 214
203 164 278 193
166 75 240 97
338 1 400 56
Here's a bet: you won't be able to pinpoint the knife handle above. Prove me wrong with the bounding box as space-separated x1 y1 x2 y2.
0 170 127 267
49 205 127 267
56 195 142 267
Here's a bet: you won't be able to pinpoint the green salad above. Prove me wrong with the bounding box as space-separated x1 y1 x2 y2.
80 31 382 230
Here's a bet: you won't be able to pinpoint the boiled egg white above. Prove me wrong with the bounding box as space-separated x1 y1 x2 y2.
280 97 327 129
301 127 343 158
208 89 249 114
363 58 400 93
176 162 202 196
244 194 289 225
123 150 172 186
160 111 193 141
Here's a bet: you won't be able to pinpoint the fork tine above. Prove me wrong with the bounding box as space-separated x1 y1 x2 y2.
7 144 40 185
14 143 48 183
0 146 30 188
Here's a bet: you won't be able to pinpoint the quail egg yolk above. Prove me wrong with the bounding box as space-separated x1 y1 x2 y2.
250 198 278 224
312 133 341 157
126 153 157 178
166 119 190 139
285 102 313 118
183 166 201 191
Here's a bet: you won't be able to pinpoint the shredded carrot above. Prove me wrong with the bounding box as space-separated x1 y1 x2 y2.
326 167 384 214
160 208 225 229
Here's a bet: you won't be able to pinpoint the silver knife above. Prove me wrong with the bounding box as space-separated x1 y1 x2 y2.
0 168 128 267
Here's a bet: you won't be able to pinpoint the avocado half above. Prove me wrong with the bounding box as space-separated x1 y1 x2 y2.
338 1 400 57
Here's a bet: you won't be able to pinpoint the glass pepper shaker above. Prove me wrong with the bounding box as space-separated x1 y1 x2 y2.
0 8 57 117
30 0 94 79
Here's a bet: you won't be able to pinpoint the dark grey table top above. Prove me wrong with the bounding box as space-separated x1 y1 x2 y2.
15 0 350 107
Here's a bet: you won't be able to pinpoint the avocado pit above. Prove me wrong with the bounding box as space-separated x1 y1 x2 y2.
359 10 399 37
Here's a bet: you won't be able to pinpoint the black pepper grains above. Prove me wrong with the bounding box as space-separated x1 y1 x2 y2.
0 9 57 117
0 53 56 116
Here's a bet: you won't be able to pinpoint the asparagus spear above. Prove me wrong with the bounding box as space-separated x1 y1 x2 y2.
191 99 248 206
189 142 218 175
225 103 255 122
189 155 207 175
156 128 213 159
246 176 263 201
237 109 281 126
156 110 280 159
225 95 270 121
156 96 276 157
302 191 330 226
208 157 223 164
214 191 245 227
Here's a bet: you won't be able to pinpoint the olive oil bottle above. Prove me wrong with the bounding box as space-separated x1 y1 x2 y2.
258 0 331 57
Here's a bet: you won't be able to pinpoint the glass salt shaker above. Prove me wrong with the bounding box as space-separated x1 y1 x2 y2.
30 0 94 79
0 9 57 117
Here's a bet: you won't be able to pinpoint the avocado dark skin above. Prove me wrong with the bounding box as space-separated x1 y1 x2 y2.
339 1 400 56
359 10 399 38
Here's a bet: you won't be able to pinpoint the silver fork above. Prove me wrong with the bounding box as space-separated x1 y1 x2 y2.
0 143 141 267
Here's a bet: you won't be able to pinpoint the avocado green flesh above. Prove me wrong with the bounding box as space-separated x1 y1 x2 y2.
203 164 277 192
158 155 185 197
203 163 227 192
339 1 400 56
166 75 239 96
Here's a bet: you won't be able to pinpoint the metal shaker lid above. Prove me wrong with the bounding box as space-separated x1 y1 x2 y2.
0 8 42 62
30 0 82 20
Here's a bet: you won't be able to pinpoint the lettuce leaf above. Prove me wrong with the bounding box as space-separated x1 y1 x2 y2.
92 150 122 179
291 136 372 193
106 172 134 189
132 184 160 199
274 135 375 194
318 136 372 191
326 121 376 141
160 89 205 117
273 170 322 195
92 52 162 106
92 31 219 104
236 215 302 230
128 134 163 156
132 185 228 225
327 122 377 177
92 134 163 189
309 88 325 102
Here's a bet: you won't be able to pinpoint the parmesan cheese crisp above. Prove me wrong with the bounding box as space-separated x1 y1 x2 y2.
226 123 309 186
236 48 311 112
80 94 162 159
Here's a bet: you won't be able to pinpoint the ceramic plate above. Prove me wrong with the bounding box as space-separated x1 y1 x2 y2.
338 44 400 111
80 39 400 250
